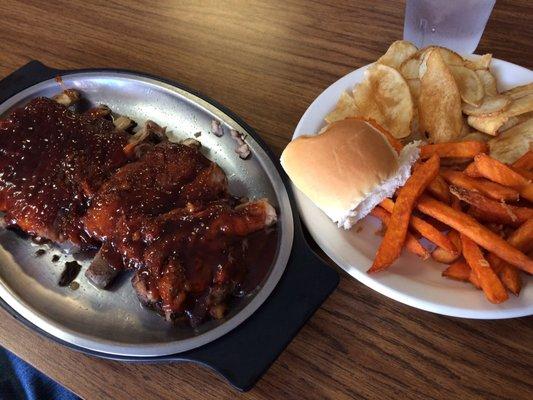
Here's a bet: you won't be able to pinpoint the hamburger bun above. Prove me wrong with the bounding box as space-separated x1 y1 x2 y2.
281 118 419 229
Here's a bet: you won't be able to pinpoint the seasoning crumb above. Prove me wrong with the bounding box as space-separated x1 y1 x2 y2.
230 129 251 159
194 131 201 137
356 225 363 233
211 120 224 137
35 249 46 257
58 260 82 287
52 254 61 262
69 281 80 290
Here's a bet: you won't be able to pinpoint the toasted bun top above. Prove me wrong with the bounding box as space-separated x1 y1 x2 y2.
281 118 401 223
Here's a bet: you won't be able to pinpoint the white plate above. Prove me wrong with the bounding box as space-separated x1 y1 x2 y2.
292 57 533 319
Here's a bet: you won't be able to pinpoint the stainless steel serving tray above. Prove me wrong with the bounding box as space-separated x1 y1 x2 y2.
0 69 294 357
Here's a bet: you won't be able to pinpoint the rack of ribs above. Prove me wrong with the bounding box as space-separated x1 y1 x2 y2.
0 91 277 326
83 142 276 323
0 96 130 246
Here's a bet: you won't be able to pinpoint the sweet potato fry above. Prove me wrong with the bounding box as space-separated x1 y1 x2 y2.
512 150 533 170
508 219 533 254
487 253 521 295
442 259 470 280
473 154 533 202
467 207 519 227
442 259 481 289
427 175 451 203
441 169 519 201
461 234 508 303
420 141 488 159
450 186 533 225
474 153 529 187
464 161 482 178
369 207 429 260
369 154 440 272
380 198 457 253
513 167 533 180
499 265 521 295
521 184 533 202
416 195 533 274
432 231 462 264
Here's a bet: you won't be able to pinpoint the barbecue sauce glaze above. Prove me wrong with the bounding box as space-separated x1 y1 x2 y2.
0 97 129 246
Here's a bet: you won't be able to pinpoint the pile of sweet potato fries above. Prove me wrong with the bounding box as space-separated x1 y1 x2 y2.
368 140 533 304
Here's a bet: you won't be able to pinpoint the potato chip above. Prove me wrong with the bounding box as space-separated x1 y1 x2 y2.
462 94 511 116
418 45 464 63
324 91 358 123
464 54 492 70
468 94 533 135
476 70 498 96
406 79 421 137
401 46 466 82
489 118 533 164
406 79 421 105
431 46 464 66
461 117 471 136
502 83 533 100
468 113 509 136
461 131 493 142
419 49 463 143
400 58 421 80
448 65 484 106
352 64 414 138
377 40 418 69
498 112 533 132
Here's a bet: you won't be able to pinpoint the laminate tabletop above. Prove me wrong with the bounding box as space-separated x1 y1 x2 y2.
0 1 532 399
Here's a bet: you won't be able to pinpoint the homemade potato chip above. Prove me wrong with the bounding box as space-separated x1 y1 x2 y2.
462 94 510 116
377 40 418 69
461 131 493 142
461 117 471 136
476 70 498 97
449 65 484 106
468 94 533 134
419 46 464 64
406 79 421 136
502 83 533 100
400 58 421 80
468 113 509 136
499 112 533 132
406 79 421 105
489 118 533 164
464 54 492 70
324 91 358 123
431 46 464 66
419 50 463 143
401 45 465 82
352 64 414 138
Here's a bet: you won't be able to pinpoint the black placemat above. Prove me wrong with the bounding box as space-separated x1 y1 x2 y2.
0 61 339 392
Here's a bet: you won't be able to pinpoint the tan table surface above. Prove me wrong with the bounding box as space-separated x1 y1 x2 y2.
0 1 532 399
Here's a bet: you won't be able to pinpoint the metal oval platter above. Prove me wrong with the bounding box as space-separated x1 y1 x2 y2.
0 70 294 357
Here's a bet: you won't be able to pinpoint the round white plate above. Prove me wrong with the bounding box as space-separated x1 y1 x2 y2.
293 57 533 319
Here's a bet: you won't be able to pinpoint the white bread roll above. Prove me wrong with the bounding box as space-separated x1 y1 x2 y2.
281 118 419 229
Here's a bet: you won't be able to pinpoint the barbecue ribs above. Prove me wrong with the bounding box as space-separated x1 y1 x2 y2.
0 92 277 325
0 97 130 246
84 142 276 322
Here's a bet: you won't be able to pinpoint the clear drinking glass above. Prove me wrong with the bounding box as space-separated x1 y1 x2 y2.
404 0 496 54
